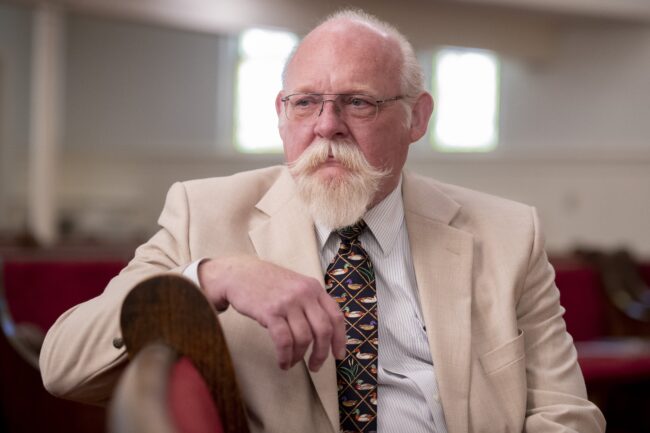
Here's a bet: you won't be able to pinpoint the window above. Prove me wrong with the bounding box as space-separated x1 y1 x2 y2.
233 36 500 154
431 48 499 152
234 28 298 153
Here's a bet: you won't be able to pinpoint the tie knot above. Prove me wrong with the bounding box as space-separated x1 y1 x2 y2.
336 220 367 241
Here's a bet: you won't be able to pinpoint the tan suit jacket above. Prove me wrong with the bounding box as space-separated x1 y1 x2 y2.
40 166 605 433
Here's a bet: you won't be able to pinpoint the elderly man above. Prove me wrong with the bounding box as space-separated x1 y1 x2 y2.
41 9 605 433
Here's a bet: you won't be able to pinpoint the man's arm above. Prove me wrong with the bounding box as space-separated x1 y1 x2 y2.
40 182 194 404
199 257 345 372
40 181 345 404
519 208 606 432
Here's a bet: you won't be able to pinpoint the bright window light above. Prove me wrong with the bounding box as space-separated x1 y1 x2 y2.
432 48 499 152
235 28 298 153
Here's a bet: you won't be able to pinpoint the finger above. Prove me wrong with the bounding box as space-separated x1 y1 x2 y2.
304 302 334 371
266 317 293 370
286 308 313 367
318 292 347 360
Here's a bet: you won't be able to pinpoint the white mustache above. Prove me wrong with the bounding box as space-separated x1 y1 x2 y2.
289 139 364 172
288 138 389 229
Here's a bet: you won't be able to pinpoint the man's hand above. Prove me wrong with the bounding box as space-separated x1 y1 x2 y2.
198 256 346 372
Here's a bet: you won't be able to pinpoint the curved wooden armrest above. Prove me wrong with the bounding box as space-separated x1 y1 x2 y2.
110 274 249 433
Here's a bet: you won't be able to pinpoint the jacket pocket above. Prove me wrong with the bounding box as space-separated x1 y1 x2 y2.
477 329 527 432
479 328 525 375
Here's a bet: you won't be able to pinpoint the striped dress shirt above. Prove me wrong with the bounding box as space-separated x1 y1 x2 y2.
315 179 449 433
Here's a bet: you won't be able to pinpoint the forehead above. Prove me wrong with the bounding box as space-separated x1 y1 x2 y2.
284 20 403 95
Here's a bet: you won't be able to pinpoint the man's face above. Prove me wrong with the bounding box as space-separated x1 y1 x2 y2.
277 21 416 206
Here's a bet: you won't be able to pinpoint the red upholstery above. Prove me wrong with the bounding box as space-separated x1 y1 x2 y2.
553 261 650 384
554 265 608 341
0 331 107 433
168 357 224 433
0 258 647 431
640 264 650 288
0 260 125 433
580 354 650 382
3 260 125 331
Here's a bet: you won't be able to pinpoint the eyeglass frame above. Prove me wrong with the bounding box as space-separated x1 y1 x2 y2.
280 92 403 122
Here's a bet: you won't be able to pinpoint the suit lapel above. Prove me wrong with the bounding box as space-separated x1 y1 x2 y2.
248 169 339 433
403 172 473 433
247 169 473 433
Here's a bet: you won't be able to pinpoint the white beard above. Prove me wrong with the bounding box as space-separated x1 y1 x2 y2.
288 138 388 229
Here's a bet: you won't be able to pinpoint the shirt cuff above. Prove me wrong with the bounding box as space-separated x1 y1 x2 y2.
182 258 209 288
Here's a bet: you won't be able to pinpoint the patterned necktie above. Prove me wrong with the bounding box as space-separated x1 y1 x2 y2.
325 220 378 433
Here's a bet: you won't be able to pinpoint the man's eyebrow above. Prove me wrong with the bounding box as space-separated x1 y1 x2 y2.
286 88 379 96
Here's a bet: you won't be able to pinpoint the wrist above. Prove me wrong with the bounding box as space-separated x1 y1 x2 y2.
198 259 230 311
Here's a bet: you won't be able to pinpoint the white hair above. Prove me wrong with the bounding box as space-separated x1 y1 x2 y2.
282 9 424 102
288 138 389 229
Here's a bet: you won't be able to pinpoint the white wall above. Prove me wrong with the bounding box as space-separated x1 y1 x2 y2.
0 3 32 231
0 5 649 257
51 154 650 255
64 13 227 158
412 22 650 255
405 159 650 256
499 23 650 157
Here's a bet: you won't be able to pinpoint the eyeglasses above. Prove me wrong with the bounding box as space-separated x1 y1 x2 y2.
280 93 403 122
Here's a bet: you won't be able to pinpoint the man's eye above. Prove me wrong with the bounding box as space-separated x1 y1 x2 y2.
294 97 318 107
346 97 372 108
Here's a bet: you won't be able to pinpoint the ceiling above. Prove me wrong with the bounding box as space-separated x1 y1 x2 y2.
7 0 650 25
452 0 650 22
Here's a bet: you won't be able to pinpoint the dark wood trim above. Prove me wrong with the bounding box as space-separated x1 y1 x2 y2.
117 274 249 433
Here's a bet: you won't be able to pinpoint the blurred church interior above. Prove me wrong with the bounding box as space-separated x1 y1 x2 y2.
0 0 649 431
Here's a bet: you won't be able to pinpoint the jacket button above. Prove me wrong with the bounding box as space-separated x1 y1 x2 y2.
112 337 124 349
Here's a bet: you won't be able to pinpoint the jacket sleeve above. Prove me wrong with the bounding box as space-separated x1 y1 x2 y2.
39 182 194 405
519 208 606 432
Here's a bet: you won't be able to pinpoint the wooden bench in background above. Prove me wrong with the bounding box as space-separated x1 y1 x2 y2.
0 259 124 433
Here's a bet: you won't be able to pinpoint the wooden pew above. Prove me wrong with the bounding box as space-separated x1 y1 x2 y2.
108 275 249 433
0 258 116 433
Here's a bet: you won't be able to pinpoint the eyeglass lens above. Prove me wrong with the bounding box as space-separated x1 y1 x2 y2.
284 94 378 121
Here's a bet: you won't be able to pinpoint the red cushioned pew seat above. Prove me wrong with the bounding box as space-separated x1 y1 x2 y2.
553 260 650 431
0 259 125 433
3 260 125 332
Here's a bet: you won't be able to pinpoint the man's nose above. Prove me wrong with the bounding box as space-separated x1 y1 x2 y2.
313 99 349 139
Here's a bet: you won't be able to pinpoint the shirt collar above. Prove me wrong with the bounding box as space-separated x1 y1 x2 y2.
314 176 404 256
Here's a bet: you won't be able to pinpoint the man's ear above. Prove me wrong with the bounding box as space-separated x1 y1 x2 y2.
275 92 284 116
409 92 434 142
